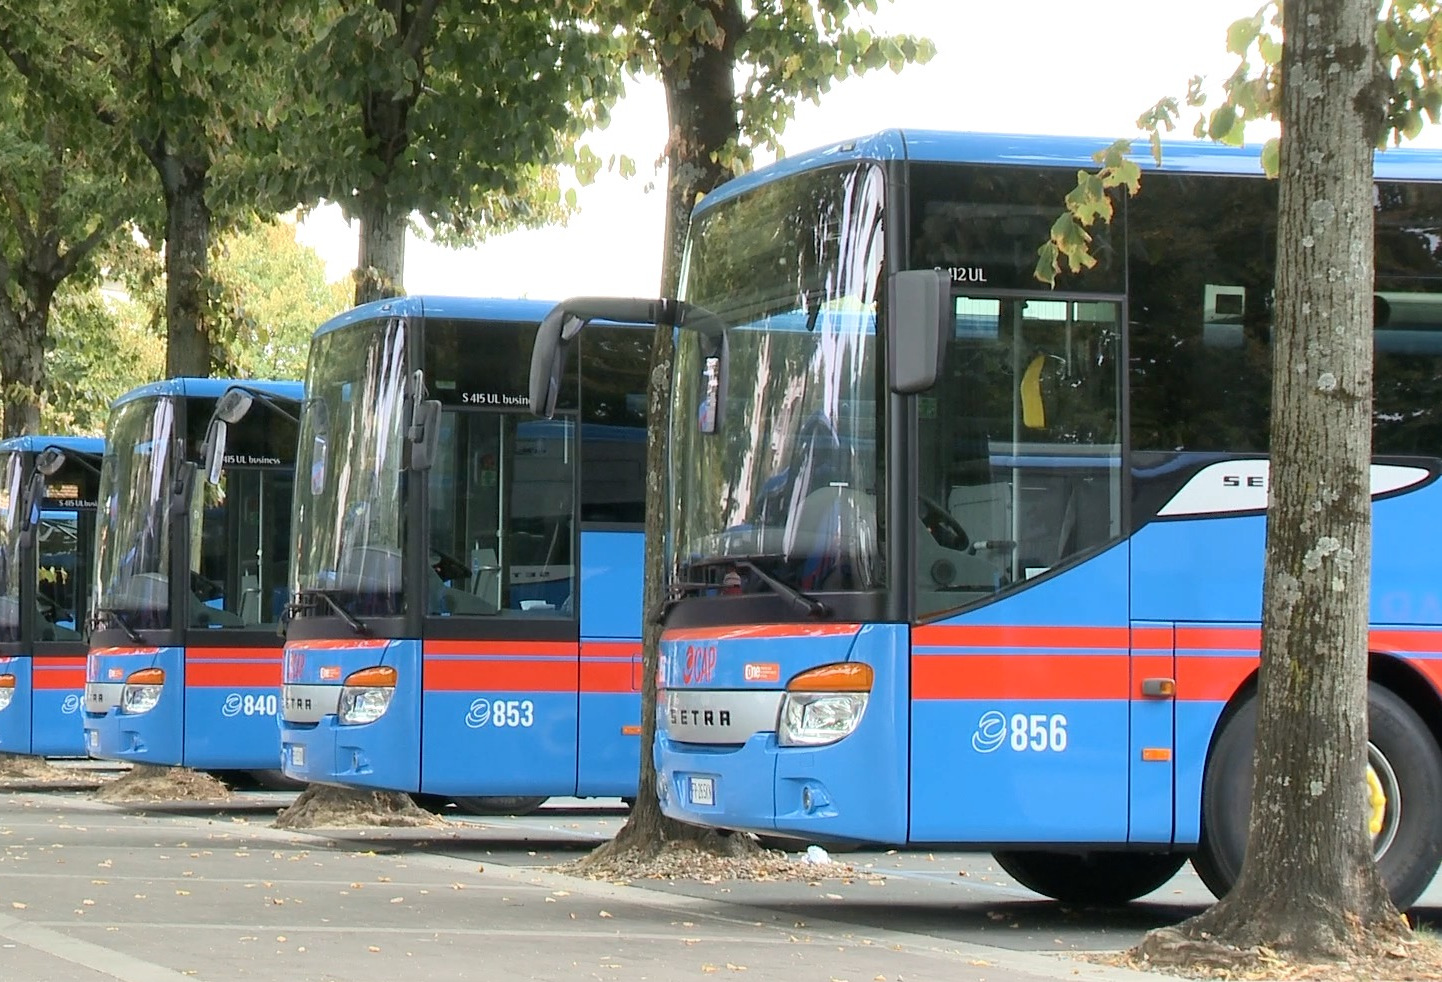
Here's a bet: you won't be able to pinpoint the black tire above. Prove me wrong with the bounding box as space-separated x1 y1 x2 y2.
450 795 549 816
992 850 1186 905
1194 683 1442 910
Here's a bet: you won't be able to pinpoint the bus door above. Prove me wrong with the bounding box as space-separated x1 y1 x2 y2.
910 294 1132 844
182 463 294 765
421 410 579 797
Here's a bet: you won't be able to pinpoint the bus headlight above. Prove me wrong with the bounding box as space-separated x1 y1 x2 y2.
0 675 14 712
777 663 873 747
121 668 164 715
338 666 396 725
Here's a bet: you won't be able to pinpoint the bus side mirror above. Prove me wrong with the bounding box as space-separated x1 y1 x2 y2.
529 297 679 419
888 268 950 394
408 399 441 471
203 419 227 486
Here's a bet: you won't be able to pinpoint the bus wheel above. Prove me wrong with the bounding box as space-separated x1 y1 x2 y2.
992 850 1185 905
1194 682 1442 910
450 796 549 816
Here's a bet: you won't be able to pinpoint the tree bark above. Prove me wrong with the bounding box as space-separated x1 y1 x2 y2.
156 155 213 379
0 291 46 437
1144 0 1400 961
586 1 746 860
354 192 407 306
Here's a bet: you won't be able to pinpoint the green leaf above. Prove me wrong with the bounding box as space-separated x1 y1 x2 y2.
1226 14 1263 56
1260 138 1280 177
1209 104 1237 142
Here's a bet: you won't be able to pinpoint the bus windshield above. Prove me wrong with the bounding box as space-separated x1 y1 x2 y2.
0 450 22 641
671 162 886 595
291 317 409 618
95 397 179 630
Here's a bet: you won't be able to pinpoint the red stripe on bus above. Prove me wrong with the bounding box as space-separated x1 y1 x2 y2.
422 658 577 692
662 624 862 643
1131 626 1173 652
424 640 574 658
284 639 390 651
1176 655 1256 701
186 647 281 662
185 663 282 687
90 646 160 656
1175 626 1262 651
1371 629 1442 655
33 666 84 689
581 642 640 659
34 656 85 668
913 624 1131 649
579 660 637 694
912 654 1130 700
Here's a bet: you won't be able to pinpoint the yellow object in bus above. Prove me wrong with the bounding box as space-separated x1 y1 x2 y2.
1021 353 1047 429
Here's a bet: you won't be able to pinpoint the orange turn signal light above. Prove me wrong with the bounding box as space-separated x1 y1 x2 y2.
343 666 397 688
125 668 164 686
0 675 13 689
786 662 873 693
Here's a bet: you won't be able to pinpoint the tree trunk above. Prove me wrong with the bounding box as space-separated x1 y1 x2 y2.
586 1 746 860
159 157 213 379
354 192 407 306
1142 0 1400 962
0 292 44 437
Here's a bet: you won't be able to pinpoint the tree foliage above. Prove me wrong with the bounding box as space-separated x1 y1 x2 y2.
0 0 316 377
273 0 629 304
0 41 138 436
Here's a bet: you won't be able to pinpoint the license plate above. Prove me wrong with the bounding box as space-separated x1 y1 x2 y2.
689 776 714 806
290 745 306 768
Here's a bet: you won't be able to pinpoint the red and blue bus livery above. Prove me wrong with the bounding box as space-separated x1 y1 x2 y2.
84 378 301 777
0 436 103 756
533 130 1442 908
281 297 647 812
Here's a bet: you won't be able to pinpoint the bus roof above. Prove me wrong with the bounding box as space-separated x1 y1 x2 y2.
110 378 303 410
696 129 1442 216
313 296 563 339
0 435 104 456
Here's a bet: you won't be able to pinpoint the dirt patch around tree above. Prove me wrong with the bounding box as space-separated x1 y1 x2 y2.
273 786 447 829
1095 924 1442 981
558 835 874 886
93 764 232 803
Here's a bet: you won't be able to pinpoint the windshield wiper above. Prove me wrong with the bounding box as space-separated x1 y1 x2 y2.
736 560 831 618
289 588 369 636
679 555 832 618
94 607 145 645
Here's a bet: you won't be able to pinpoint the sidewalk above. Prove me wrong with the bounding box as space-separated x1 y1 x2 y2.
0 790 1161 982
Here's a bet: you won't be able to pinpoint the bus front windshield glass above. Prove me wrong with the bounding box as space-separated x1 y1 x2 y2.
95 397 179 630
291 318 408 618
671 162 886 595
0 451 23 641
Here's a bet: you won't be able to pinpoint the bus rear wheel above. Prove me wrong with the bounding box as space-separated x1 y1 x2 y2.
450 796 549 816
1194 683 1442 910
992 850 1185 905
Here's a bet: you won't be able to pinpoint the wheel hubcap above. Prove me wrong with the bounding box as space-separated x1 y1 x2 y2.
1368 741 1401 859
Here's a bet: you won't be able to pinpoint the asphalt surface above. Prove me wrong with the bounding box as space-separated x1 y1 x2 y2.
2 777 1439 982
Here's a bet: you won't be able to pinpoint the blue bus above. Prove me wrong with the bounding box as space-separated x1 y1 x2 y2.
0 435 103 756
279 297 648 813
530 130 1442 909
84 378 301 778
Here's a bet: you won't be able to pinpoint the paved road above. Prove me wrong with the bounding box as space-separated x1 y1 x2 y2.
3 783 1438 981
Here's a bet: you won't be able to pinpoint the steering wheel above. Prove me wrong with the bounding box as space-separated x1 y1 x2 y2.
429 547 470 582
920 495 970 552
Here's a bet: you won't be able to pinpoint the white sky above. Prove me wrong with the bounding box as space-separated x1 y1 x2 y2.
296 0 1442 300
